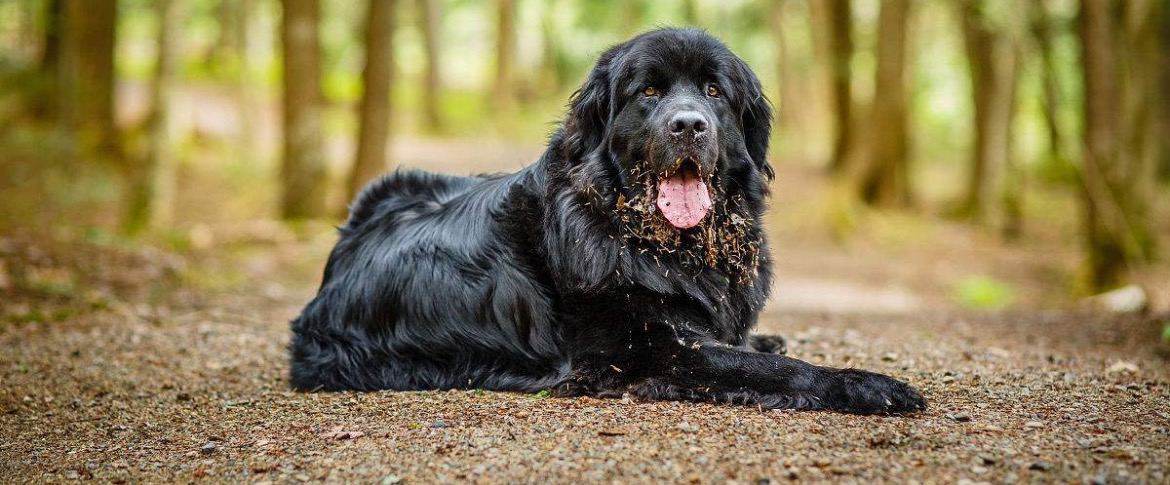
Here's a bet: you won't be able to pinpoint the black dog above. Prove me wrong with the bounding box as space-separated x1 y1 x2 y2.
289 28 926 414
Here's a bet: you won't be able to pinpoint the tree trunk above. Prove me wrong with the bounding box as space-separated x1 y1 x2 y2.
1077 0 1157 290
347 0 397 204
1161 2 1170 181
859 0 912 207
18 0 39 59
41 0 64 74
621 0 644 37
280 0 329 219
682 0 699 25
125 0 182 234
771 0 796 137
538 0 564 93
959 0 1021 227
32 0 64 119
417 0 442 133
1119 0 1161 255
823 0 853 173
207 0 245 71
231 0 258 160
1028 0 1071 177
491 0 517 112
61 0 118 154
997 52 1022 240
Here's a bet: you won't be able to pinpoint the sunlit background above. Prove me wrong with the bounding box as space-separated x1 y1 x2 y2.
0 0 1167 319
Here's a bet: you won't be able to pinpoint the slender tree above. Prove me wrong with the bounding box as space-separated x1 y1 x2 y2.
1077 0 1158 289
348 0 398 203
207 0 245 72
823 0 854 173
61 0 118 153
417 0 442 132
1119 0 1164 250
858 0 912 207
538 0 565 93
771 0 796 137
958 0 1021 227
1162 6 1170 181
1158 4 1170 181
125 0 182 233
280 0 329 219
229 0 259 160
491 0 517 112
40 0 63 74
621 0 644 36
682 0 699 25
29 0 64 120
1028 0 1072 178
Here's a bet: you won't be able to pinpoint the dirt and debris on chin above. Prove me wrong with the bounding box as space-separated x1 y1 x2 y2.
615 164 761 284
2 240 1170 484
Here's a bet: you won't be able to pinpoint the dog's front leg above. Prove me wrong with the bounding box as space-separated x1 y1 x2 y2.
654 344 928 414
561 337 926 414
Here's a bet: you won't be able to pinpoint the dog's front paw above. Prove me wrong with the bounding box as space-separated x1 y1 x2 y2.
824 369 927 415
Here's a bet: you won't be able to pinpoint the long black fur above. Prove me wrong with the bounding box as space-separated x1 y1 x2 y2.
289 28 926 414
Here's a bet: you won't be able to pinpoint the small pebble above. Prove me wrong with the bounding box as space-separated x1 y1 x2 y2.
882 352 899 362
942 375 957 384
200 442 216 455
1029 462 1051 472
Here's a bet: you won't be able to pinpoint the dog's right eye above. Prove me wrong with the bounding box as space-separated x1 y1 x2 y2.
642 86 658 97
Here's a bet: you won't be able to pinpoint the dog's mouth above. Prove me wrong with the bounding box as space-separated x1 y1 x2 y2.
655 158 712 229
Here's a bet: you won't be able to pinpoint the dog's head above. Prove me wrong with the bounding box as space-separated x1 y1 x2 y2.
564 28 773 230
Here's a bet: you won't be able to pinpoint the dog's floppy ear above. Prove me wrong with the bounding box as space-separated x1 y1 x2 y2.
732 60 775 181
564 47 621 161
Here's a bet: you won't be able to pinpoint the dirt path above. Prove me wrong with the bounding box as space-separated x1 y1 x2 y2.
1 233 1168 485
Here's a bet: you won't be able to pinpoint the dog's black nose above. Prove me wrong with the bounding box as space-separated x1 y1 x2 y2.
668 111 708 138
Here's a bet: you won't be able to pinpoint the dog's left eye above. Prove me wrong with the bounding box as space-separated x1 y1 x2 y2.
706 84 720 97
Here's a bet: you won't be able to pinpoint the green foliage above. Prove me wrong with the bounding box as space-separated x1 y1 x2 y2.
952 275 1016 310
533 389 551 398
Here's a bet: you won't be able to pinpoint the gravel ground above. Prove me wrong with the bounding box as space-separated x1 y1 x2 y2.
2 240 1169 484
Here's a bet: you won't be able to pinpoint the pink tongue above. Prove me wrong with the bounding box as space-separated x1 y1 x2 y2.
656 171 712 229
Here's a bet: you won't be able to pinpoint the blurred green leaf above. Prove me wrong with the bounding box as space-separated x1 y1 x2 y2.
952 275 1016 310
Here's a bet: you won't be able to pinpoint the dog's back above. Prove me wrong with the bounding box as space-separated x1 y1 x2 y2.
341 170 481 234
289 168 566 392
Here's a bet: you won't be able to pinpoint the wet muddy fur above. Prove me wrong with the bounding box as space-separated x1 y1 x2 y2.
289 28 926 414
